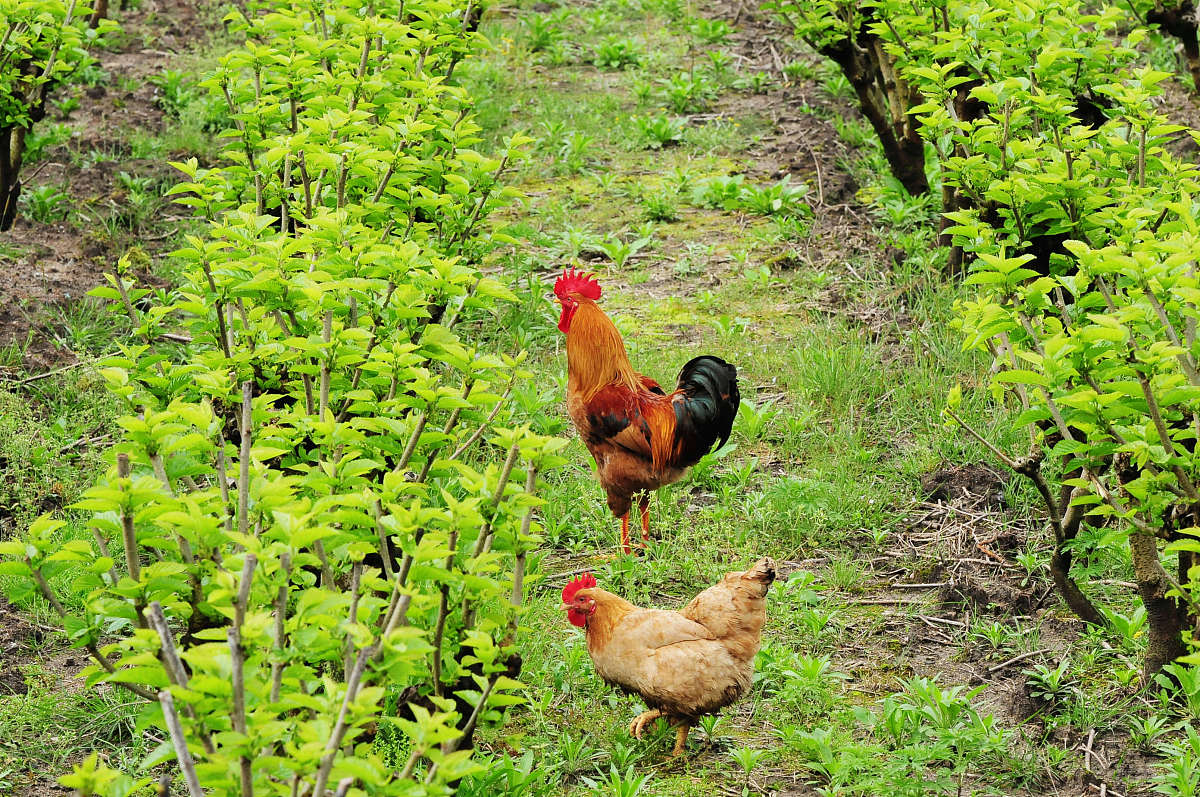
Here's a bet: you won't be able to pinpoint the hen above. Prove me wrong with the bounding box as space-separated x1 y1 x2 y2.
553 267 740 552
559 558 776 756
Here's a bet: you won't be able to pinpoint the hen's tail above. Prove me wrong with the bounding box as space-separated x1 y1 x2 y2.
740 557 777 597
670 355 740 466
743 557 777 586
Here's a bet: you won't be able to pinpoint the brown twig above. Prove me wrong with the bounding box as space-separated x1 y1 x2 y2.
986 647 1052 674
160 689 206 797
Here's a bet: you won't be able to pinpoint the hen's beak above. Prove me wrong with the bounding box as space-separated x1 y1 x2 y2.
558 603 571 612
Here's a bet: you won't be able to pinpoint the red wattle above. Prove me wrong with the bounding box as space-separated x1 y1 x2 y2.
567 609 587 628
558 302 576 334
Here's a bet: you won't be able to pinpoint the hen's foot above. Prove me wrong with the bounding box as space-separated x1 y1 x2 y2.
670 724 690 757
628 709 663 739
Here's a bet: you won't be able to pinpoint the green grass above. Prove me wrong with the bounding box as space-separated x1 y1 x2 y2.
0 664 150 791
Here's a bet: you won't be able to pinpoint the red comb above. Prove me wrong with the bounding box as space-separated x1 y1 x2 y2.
562 572 597 603
554 267 601 301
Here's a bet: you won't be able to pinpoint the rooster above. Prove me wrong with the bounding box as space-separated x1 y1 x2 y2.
560 558 776 756
553 267 740 553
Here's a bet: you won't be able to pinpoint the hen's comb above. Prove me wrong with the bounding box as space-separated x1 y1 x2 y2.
554 267 602 301
562 572 597 603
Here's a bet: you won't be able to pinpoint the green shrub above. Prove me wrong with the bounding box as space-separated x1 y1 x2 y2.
1 0 568 793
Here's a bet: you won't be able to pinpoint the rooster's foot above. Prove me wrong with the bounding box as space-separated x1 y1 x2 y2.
628 709 663 739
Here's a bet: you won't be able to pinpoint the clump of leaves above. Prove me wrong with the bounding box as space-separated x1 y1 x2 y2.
660 72 716 113
521 12 564 52
692 175 810 218
593 36 640 69
633 114 685 148
20 184 70 223
641 192 679 222
688 17 734 43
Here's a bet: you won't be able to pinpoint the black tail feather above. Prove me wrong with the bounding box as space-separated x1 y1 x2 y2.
671 355 740 466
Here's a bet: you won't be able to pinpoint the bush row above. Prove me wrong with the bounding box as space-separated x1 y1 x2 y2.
2 0 562 794
774 0 1200 680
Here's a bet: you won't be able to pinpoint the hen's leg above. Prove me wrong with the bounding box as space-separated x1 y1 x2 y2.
628 708 662 738
620 513 632 554
638 495 650 547
670 722 690 757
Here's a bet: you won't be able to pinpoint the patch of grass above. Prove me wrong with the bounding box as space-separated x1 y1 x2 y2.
0 666 150 791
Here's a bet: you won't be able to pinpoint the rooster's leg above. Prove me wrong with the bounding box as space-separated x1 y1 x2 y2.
620 513 632 554
670 722 690 757
638 496 650 547
628 708 662 738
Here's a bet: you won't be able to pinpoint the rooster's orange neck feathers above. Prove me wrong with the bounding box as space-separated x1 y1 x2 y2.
564 299 642 401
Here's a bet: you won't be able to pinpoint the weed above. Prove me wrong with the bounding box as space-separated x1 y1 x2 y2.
1024 659 1079 710
594 37 640 69
703 49 736 84
738 176 811 217
660 72 716 113
688 17 734 44
20 184 70 223
783 60 816 82
641 192 679 222
832 114 874 148
633 114 685 148
1156 664 1200 719
581 765 650 797
818 66 855 102
558 131 595 173
734 70 774 93
22 123 72 164
1130 713 1179 751
596 235 652 268
630 76 655 104
729 747 768 792
521 12 564 52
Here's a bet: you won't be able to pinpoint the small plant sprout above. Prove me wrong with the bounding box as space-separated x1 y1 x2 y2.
21 184 70 223
558 131 595 173
736 397 779 443
597 235 651 268
1024 658 1079 708
729 747 768 793
704 49 735 84
1129 714 1179 751
581 765 650 797
630 77 655 104
638 190 676 219
521 12 564 51
711 314 750 339
688 17 734 43
660 72 716 113
594 37 641 69
970 619 1014 652
608 740 642 771
1155 664 1200 719
735 70 774 93
698 714 721 743
634 114 686 149
1101 605 1147 650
